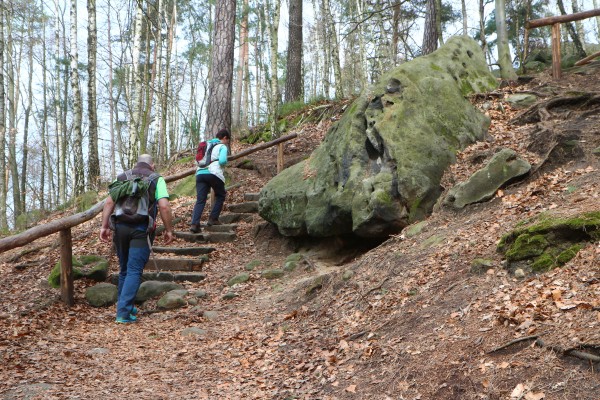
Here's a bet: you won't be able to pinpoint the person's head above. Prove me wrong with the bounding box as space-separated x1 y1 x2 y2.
138 154 155 170
216 128 231 144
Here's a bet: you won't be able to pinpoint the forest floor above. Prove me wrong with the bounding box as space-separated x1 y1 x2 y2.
1 63 600 400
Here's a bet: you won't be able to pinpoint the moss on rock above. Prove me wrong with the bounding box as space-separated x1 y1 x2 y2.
498 211 600 272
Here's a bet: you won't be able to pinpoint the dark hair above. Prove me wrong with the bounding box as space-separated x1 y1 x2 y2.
216 128 231 140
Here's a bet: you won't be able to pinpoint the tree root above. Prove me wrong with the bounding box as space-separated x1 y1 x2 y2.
510 93 600 125
488 335 600 365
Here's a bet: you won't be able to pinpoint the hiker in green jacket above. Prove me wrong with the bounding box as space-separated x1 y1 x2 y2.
99 154 174 324
190 129 231 233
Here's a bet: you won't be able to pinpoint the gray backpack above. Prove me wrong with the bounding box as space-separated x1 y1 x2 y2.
109 171 160 231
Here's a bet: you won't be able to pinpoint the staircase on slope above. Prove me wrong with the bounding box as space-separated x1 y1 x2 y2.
141 193 261 282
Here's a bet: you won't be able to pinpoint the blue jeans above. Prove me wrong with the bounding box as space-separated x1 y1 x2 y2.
113 223 151 319
191 174 226 225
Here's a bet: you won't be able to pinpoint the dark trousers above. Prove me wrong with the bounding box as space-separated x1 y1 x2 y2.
191 174 226 225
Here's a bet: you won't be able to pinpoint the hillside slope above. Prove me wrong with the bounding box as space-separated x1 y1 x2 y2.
1 66 599 400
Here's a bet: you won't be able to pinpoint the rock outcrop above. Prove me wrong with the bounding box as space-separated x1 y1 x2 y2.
259 36 497 237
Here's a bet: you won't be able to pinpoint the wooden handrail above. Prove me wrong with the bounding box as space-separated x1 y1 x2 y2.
526 9 600 29
0 132 298 254
526 8 600 79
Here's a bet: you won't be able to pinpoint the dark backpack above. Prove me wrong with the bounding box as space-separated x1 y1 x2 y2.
197 141 217 168
108 171 160 231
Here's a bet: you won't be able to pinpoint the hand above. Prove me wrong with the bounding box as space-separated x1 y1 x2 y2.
100 228 112 242
163 230 174 245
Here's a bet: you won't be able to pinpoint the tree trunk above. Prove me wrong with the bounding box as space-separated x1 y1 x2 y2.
422 0 438 55
556 0 587 58
129 2 143 165
233 0 249 129
87 0 100 190
7 13 22 226
285 0 303 103
266 0 281 137
206 0 236 136
322 0 343 98
20 14 34 226
570 0 586 52
594 0 600 41
479 0 488 56
107 3 116 180
495 0 518 80
435 0 444 46
461 0 468 35
0 6 7 230
54 0 66 205
70 0 85 195
40 19 51 211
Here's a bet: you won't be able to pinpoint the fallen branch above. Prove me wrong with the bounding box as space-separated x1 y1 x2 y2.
487 335 540 353
574 50 600 66
535 339 600 364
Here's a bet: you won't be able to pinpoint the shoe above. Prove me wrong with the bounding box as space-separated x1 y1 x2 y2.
131 307 138 316
116 315 137 324
207 219 222 226
190 224 200 233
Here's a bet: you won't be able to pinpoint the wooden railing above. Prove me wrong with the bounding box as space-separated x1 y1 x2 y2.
0 132 297 305
526 9 600 79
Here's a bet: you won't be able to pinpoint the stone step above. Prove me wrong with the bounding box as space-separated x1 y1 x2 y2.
227 201 259 214
202 223 238 233
244 193 260 202
153 246 216 256
220 213 254 224
144 257 205 271
175 231 237 243
110 271 206 284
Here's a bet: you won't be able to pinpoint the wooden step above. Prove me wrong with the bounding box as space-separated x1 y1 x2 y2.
244 193 260 202
144 257 205 271
227 201 258 214
175 231 237 243
153 246 216 256
220 213 254 224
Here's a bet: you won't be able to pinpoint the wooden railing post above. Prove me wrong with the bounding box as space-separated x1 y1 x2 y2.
60 228 74 306
277 143 284 173
551 23 562 79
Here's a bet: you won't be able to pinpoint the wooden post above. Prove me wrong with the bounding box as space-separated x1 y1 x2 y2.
60 228 74 306
277 143 284 173
551 23 561 79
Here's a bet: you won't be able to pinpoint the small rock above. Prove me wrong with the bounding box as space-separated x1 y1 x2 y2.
514 268 526 278
181 327 207 337
203 311 219 321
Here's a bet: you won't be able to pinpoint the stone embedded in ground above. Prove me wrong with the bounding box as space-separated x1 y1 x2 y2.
85 283 117 307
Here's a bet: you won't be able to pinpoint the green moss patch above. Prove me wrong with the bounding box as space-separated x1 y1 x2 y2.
48 255 109 288
498 211 600 272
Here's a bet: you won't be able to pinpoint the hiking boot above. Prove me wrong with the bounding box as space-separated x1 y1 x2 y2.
207 218 222 226
116 315 137 324
131 306 138 316
190 224 201 233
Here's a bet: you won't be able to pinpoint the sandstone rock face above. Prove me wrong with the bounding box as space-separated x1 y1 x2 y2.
259 36 497 238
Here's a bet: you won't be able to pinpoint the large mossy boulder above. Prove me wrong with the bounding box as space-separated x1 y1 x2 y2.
259 36 497 238
498 211 600 272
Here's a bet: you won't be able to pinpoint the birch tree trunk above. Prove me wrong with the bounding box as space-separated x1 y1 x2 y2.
233 0 249 129
70 0 85 195
461 0 468 35
87 0 100 189
7 12 22 225
205 0 236 136
107 3 116 179
594 0 600 40
20 14 34 224
40 18 52 210
570 0 586 52
495 0 518 80
129 2 144 165
266 0 281 137
55 0 66 205
285 0 303 103
0 6 7 230
322 0 343 98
